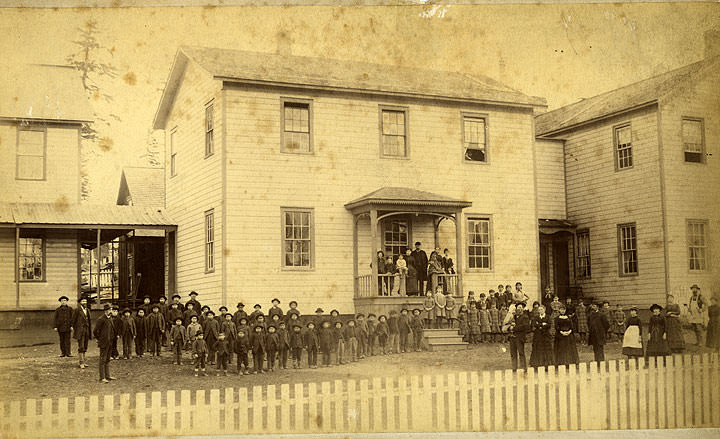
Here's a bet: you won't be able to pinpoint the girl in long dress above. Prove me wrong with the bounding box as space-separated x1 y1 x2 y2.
434 286 447 329
622 306 644 358
646 304 670 358
530 305 553 368
554 305 579 366
575 301 589 345
457 304 469 342
422 291 435 328
468 302 480 344
664 295 685 353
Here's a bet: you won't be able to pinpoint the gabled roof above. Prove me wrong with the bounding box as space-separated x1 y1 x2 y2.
0 203 175 229
345 187 472 211
154 46 546 129
116 167 165 208
535 56 720 136
0 64 93 123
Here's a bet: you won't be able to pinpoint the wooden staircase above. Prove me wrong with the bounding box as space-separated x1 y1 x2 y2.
422 328 469 351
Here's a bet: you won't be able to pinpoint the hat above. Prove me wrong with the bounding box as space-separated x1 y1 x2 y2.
170 302 179 306
414 241 421 246
335 321 344 327
272 298 280 304
254 304 261 309
175 317 183 322
400 308 408 313
289 300 298 306
172 294 181 300
189 291 198 296
239 317 248 323
293 324 302 330
691 284 700 290
650 304 663 312
206 310 215 316
122 308 131 314
112 305 120 311
237 302 245 308
278 320 286 326
58 296 69 302
102 304 111 310
143 295 151 300
267 324 277 330
355 313 365 318
330 309 339 315
315 308 324 313
306 321 315 328
196 331 203 336
367 313 376 318
219 306 228 312
254 325 264 331
628 306 638 312
378 314 387 320
159 295 167 300
412 308 421 314
201 305 210 311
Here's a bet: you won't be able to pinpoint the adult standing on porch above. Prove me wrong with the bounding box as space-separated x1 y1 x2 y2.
53 296 74 358
411 242 428 293
404 249 418 296
72 298 92 369
93 304 115 383
686 284 705 346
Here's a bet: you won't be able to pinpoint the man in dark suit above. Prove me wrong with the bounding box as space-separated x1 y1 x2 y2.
186 291 202 315
411 242 429 294
93 304 115 383
72 298 92 369
588 303 611 362
503 302 531 371
53 296 75 357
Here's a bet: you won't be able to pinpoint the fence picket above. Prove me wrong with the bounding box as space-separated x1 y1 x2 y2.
568 365 578 430
237 387 248 431
251 386 263 433
596 361 608 430
346 380 357 432
119 393 130 431
692 355 702 426
638 358 647 429
606 361 617 429
73 396 85 431
665 356 675 428
165 390 177 433
481 371 491 431
648 358 658 429
293 383 304 431
674 355 685 427
526 368 537 431
516 370 525 431
102 394 114 433
384 377 396 432
210 389 220 433
88 395 99 432
398 376 408 431
628 359 638 429
372 377 382 431
40 398 52 432
701 353 710 426
656 357 666 429
280 384 290 433
334 380 344 432
179 390 190 431
267 385 278 432
224 388 235 432
9 400 21 433
26 399 37 434
435 374 445 430
447 373 457 431
421 375 432 431
359 379 370 432
537 367 548 430
195 390 207 432
557 367 567 430
616 360 627 429
711 353 720 426
503 370 514 430
683 354 693 426
547 366 557 430
321 382 331 432
57 397 69 434
493 370 503 431
458 372 468 431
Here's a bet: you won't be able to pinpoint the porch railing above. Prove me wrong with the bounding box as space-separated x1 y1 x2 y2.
355 273 459 298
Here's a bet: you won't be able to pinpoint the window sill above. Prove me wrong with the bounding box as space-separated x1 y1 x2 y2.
281 267 315 272
466 268 493 273
280 150 315 156
380 155 411 160
18 279 47 283
618 273 639 278
15 177 46 181
463 159 490 166
204 153 214 159
205 269 215 274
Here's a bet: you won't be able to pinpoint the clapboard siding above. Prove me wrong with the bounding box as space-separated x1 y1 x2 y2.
535 138 567 220
561 107 665 307
164 59 223 305
223 86 540 312
0 124 80 204
0 229 78 310
659 67 720 298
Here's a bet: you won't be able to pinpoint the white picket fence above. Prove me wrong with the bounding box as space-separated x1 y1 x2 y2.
2 353 719 437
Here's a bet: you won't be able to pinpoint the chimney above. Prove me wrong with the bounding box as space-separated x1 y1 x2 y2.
705 29 720 59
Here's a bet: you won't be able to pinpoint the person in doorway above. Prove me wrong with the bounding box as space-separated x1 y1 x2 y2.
72 298 92 368
587 304 610 363
53 296 74 358
411 242 429 293
687 285 706 345
93 304 115 383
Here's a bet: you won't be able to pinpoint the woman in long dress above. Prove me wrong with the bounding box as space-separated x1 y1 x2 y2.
664 295 685 353
706 296 720 351
530 305 553 368
554 305 579 366
646 304 670 358
622 306 644 358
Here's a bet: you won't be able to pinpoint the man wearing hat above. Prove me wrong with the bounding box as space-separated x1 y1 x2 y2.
72 298 92 368
587 303 610 362
54 296 75 357
249 304 264 325
186 291 202 316
233 302 248 327
269 298 284 321
687 284 706 345
93 304 115 382
411 242 429 293
170 294 185 312
216 305 230 325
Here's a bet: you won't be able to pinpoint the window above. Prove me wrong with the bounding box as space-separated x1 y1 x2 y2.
16 127 46 180
19 236 44 281
380 108 408 158
205 103 214 157
282 208 313 269
281 100 311 153
204 210 214 272
687 220 708 271
614 124 633 170
170 129 177 177
617 223 638 275
463 115 487 162
682 118 705 163
576 230 591 278
467 217 491 269
383 219 409 260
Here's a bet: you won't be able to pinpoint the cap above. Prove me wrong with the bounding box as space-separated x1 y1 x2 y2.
289 300 298 306
143 295 151 300
196 331 203 336
201 305 210 311
650 303 663 312
122 308 131 314
412 308 421 314
335 321 344 327
293 324 302 329
206 310 215 316
159 295 167 300
306 321 315 328
112 305 120 311
175 317 183 322
254 304 261 309
400 308 408 313
237 302 245 308
189 291 198 296
691 284 700 290
330 309 339 315
267 324 277 330
355 313 365 318
102 304 111 310
367 313 376 318
58 296 69 302
219 306 228 312
315 308 324 313
172 294 181 300
152 304 160 310
271 298 280 304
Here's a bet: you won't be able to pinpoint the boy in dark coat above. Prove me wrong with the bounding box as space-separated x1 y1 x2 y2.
290 324 304 368
277 321 291 369
286 301 301 322
250 325 267 374
146 304 166 356
134 308 147 357
313 308 325 328
333 321 346 365
121 308 136 359
214 332 231 376
169 317 187 365
234 329 251 375
183 303 199 326
266 325 280 371
355 314 368 358
387 310 400 354
221 312 237 347
410 308 424 351
318 320 334 367
158 296 169 346
93 304 115 382
167 303 183 334
202 310 220 365
366 313 378 355
588 304 611 362
192 331 209 376
375 315 389 354
110 306 121 359
140 296 153 316
249 304 264 325
268 298 284 321
398 308 412 353
72 298 92 368
53 295 74 357
185 291 202 316
170 294 185 312
344 319 359 362
304 321 319 369
233 302 248 327
216 305 230 325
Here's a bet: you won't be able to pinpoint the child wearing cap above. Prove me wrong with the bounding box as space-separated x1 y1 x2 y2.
110 306 121 359
234 329 251 375
318 321 334 367
266 325 280 371
269 298 284 321
330 309 341 327
53 295 74 358
375 315 389 355
233 303 248 327
304 321 320 368
192 331 208 376
286 301 301 322
186 291 202 316
398 309 412 353
121 309 137 360
134 309 147 357
387 310 400 354
355 314 368 359
250 325 267 374
202 310 220 365
214 332 231 376
170 294 185 312
199 305 211 327
277 321 291 369
216 305 230 325
314 308 325 327
186 315 202 349
366 314 377 356
344 319 359 362
168 303 183 334
140 296 153 317
249 304 264 325
183 303 199 327
236 317 250 341
221 313 237 363
169 317 187 365
410 309 424 351
290 324 304 368
147 304 166 356
333 321 346 365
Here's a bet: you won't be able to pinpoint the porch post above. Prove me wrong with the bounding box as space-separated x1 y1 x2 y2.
15 226 20 308
352 215 359 297
433 218 440 249
96 229 101 302
455 209 463 298
370 209 378 296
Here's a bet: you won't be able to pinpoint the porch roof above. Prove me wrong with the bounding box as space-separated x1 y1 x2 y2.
0 203 176 230
344 187 472 213
539 218 576 235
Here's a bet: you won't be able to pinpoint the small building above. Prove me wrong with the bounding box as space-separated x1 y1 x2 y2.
151 46 548 314
0 65 176 312
534 36 720 306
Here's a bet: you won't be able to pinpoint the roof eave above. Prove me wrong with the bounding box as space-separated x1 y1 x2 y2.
344 199 473 211
0 116 92 124
152 49 190 130
536 100 658 138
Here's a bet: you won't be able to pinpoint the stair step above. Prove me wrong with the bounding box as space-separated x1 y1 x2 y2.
424 335 466 344
422 329 462 336
427 341 470 351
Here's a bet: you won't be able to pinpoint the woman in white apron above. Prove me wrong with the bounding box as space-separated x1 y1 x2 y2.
622 306 644 358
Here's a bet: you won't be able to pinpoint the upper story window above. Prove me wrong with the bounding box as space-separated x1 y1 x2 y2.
281 100 312 154
576 230 591 278
463 115 487 162
687 220 707 271
16 126 46 180
614 124 633 170
467 216 492 270
617 223 638 276
170 128 177 177
205 103 214 157
19 236 45 281
682 118 705 163
380 107 408 158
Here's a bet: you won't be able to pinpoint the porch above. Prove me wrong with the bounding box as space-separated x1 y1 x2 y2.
345 187 471 314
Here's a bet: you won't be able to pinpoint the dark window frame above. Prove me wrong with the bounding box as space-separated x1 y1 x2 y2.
687 219 709 272
576 229 591 279
18 234 46 282
382 216 412 261
281 207 315 271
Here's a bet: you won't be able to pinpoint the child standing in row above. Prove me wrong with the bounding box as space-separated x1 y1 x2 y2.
375 315 389 354
398 309 412 353
467 303 479 343
410 309 424 351
192 331 208 376
489 302 500 342
290 324 304 368
575 301 588 344
215 332 232 376
234 329 251 374
304 321 319 368
479 303 491 342
169 317 187 365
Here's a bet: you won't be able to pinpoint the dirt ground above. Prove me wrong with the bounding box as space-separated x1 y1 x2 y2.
0 332 710 404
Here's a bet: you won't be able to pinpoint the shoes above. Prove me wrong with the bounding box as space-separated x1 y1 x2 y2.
194 372 199 377
203 372 208 376
224 371 228 376
101 379 109 383
107 377 116 380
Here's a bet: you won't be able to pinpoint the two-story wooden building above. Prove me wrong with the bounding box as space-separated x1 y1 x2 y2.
0 65 176 313
152 46 547 314
535 43 720 307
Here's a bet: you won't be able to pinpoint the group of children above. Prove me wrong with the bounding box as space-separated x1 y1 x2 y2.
112 292 431 376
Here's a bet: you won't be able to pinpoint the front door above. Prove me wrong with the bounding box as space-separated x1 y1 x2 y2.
553 239 570 299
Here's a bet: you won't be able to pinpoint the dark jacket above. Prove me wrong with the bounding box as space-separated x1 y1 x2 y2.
167 307 183 326
250 331 266 353
266 332 281 352
588 310 610 346
318 327 334 351
54 305 74 332
233 310 248 326
332 327 345 343
169 324 187 345
193 339 208 355
398 315 412 334
93 314 115 348
214 339 232 356
290 330 304 349
186 298 202 314
268 306 284 321
203 318 220 346
135 315 147 338
277 328 291 350
183 309 199 326
387 316 399 334
304 328 320 350
233 334 251 354
344 324 358 339
146 312 166 335
72 305 92 340
121 316 137 338
507 311 531 343
221 320 237 343
375 321 389 338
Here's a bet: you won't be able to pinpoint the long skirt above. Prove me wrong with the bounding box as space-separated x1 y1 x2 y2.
554 334 579 366
529 332 553 367
646 331 670 357
666 316 685 352
621 325 644 357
